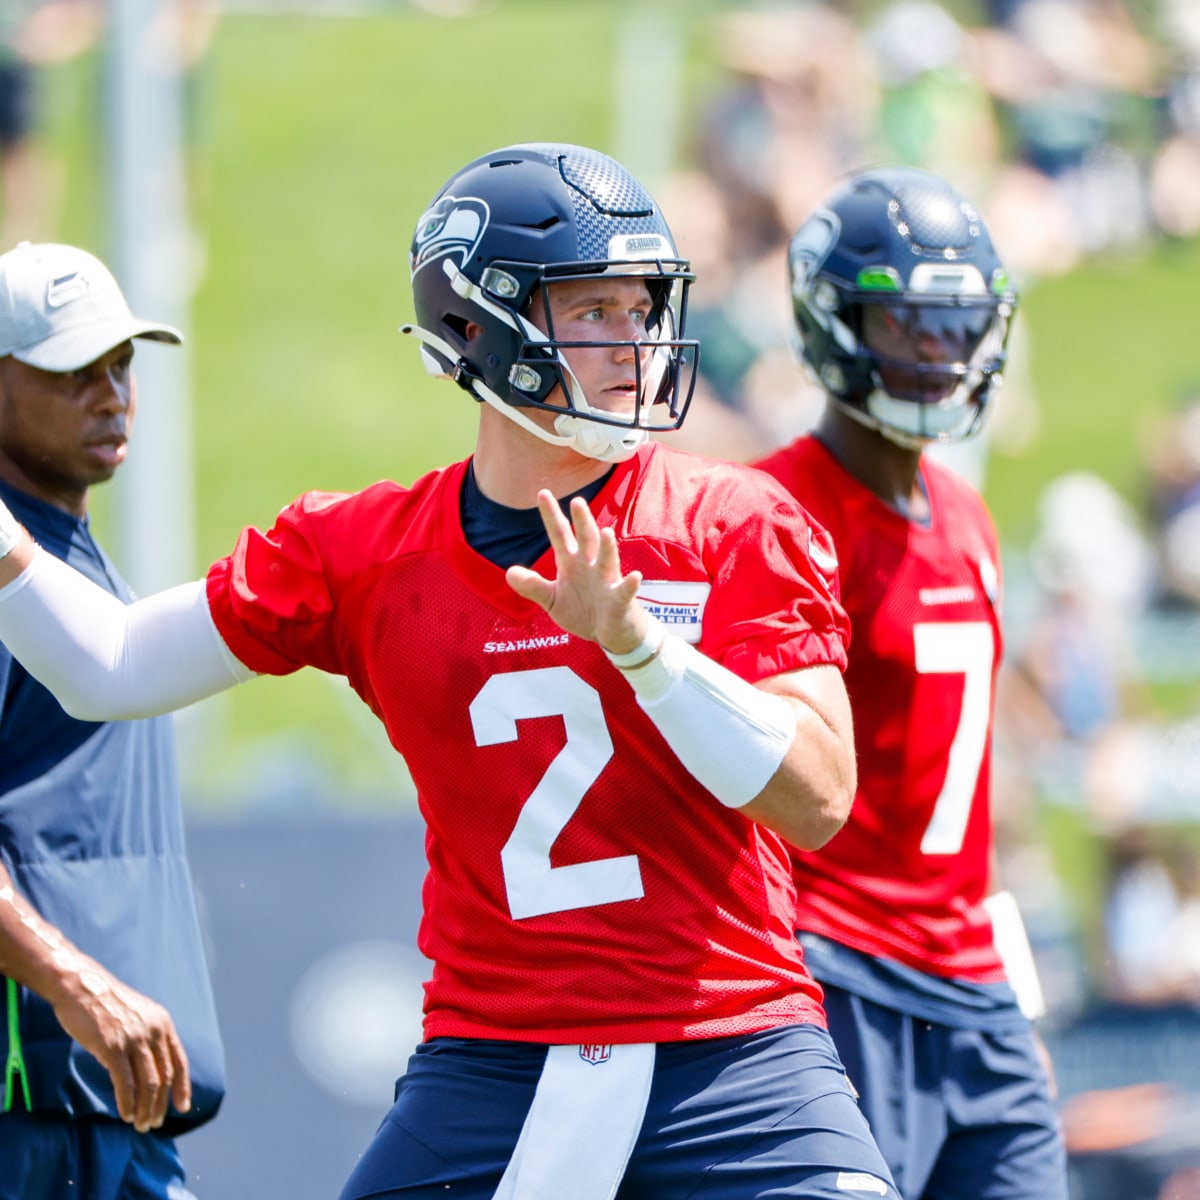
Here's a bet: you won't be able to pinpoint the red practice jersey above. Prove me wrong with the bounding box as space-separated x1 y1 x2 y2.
206 443 849 1043
756 436 1006 982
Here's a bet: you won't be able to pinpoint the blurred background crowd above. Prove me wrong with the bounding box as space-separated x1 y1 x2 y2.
658 0 1200 1025
659 0 1199 460
3 1 1200 1196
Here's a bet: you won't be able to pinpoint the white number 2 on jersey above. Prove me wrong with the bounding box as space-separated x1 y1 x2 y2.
469 667 644 920
913 622 994 856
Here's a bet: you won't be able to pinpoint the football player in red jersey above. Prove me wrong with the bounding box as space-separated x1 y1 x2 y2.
755 167 1068 1200
0 145 901 1199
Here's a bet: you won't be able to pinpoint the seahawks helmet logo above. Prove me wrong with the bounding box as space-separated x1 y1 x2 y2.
410 196 489 277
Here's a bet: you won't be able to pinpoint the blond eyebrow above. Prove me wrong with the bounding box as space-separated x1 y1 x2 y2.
555 285 651 310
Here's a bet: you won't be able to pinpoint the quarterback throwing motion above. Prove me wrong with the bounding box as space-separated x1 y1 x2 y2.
0 145 900 1199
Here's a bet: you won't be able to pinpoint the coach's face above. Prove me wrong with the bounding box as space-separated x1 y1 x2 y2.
0 341 137 518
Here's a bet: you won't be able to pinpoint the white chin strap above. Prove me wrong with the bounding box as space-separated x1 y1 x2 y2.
855 310 1005 449
400 321 648 464
851 364 987 450
548 336 661 463
552 412 647 463
864 390 982 448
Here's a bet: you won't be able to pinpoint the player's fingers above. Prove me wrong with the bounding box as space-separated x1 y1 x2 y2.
612 571 642 608
569 497 601 563
537 490 577 557
595 527 624 582
146 1025 183 1129
505 564 555 610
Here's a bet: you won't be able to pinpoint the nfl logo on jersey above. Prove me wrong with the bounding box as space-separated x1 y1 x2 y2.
579 1044 612 1066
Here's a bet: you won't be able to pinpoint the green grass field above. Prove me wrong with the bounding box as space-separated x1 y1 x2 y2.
987 235 1200 543
31 4 1199 806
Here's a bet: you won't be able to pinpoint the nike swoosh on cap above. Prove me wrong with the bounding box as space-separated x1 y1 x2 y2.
46 271 93 308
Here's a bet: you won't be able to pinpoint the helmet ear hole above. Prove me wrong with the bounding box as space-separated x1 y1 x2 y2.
444 314 471 342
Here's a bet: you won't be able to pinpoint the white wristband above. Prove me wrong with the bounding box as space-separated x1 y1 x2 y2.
604 618 668 676
0 497 23 560
984 890 1047 1021
605 617 796 808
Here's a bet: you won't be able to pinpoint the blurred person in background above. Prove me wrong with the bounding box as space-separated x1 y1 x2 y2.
973 0 1157 261
1010 472 1154 740
1003 468 1200 846
755 167 1069 1200
682 2 877 456
0 242 224 1199
865 0 1001 204
1144 392 1200 611
0 143 903 1200
0 0 101 247
1101 829 1200 1005
1062 1079 1200 1200
1052 826 1200 1199
650 168 781 462
1150 0 1200 241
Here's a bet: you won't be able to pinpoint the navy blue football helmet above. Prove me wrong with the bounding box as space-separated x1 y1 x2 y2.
788 167 1017 449
404 143 699 462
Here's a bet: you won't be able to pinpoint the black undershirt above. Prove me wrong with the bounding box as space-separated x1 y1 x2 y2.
459 460 615 569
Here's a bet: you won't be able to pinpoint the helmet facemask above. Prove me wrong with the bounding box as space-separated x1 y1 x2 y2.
852 279 1014 450
787 171 1019 452
513 263 697 461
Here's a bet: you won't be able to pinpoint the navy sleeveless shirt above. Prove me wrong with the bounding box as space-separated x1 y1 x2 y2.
0 481 224 1132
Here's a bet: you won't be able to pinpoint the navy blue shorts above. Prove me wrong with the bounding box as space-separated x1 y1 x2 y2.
820 983 1068 1200
340 1024 901 1199
0 1112 193 1200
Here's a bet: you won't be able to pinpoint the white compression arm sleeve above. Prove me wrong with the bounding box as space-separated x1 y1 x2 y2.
0 547 254 720
605 616 796 809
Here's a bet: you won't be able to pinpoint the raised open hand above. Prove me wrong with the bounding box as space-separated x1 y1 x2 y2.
506 490 648 655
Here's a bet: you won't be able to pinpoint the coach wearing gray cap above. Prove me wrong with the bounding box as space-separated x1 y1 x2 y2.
0 242 223 1200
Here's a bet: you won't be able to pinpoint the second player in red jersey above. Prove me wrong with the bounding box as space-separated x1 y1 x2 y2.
757 167 1067 1200
756 435 1004 981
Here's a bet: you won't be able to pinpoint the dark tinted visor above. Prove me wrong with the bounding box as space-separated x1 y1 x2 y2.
862 301 998 366
860 300 1006 403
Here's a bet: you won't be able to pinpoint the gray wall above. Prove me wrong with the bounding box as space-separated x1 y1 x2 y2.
181 814 431 1200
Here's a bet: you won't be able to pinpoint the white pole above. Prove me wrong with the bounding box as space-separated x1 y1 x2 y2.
613 6 682 191
103 0 195 594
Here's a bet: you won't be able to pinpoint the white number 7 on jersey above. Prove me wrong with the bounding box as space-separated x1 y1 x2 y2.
914 622 994 856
